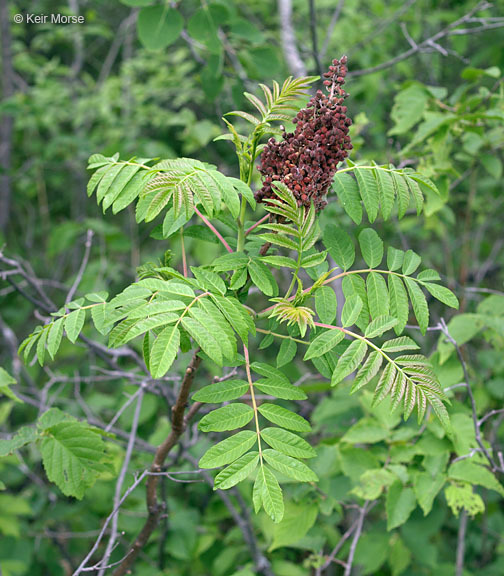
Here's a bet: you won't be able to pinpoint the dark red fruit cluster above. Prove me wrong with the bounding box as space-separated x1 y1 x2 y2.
256 57 353 211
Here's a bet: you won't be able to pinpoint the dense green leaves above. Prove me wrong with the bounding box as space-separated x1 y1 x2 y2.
40 419 110 499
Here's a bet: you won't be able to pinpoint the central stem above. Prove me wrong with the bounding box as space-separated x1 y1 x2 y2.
243 344 263 461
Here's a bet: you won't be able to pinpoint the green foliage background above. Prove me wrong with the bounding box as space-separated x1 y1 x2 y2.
0 1 503 575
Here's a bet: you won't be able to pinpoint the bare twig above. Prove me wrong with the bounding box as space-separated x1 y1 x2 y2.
344 501 370 576
72 471 148 576
97 11 138 87
66 230 94 304
97 388 144 576
349 2 501 78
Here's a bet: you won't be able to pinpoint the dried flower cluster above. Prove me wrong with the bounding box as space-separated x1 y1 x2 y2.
256 57 353 211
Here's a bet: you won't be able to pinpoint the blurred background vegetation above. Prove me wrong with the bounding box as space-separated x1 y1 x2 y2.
0 1 503 575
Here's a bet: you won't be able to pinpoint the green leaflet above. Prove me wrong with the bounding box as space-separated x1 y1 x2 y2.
355 167 379 222
304 329 345 360
258 232 299 252
422 282 459 309
251 362 290 383
214 451 259 490
65 309 86 344
351 351 383 393
191 303 236 362
149 325 180 378
365 315 398 338
322 225 355 271
381 337 420 353
211 294 255 343
248 258 278 296
402 250 421 275
386 481 417 530
445 482 485 518
181 316 224 366
0 368 21 404
358 228 383 268
391 171 411 218
260 428 316 459
366 272 389 319
213 252 249 272
192 380 249 403
414 471 446 516
448 460 504 497
191 266 226 295
254 377 307 400
262 449 318 482
276 338 297 368
36 326 49 366
403 277 429 335
0 426 37 457
47 317 64 360
341 294 363 327
387 247 404 271
374 168 395 220
388 275 409 335
260 255 298 269
257 403 311 432
254 464 284 523
198 403 254 432
199 430 257 469
331 340 368 386
342 275 370 332
315 286 337 324
332 172 362 224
